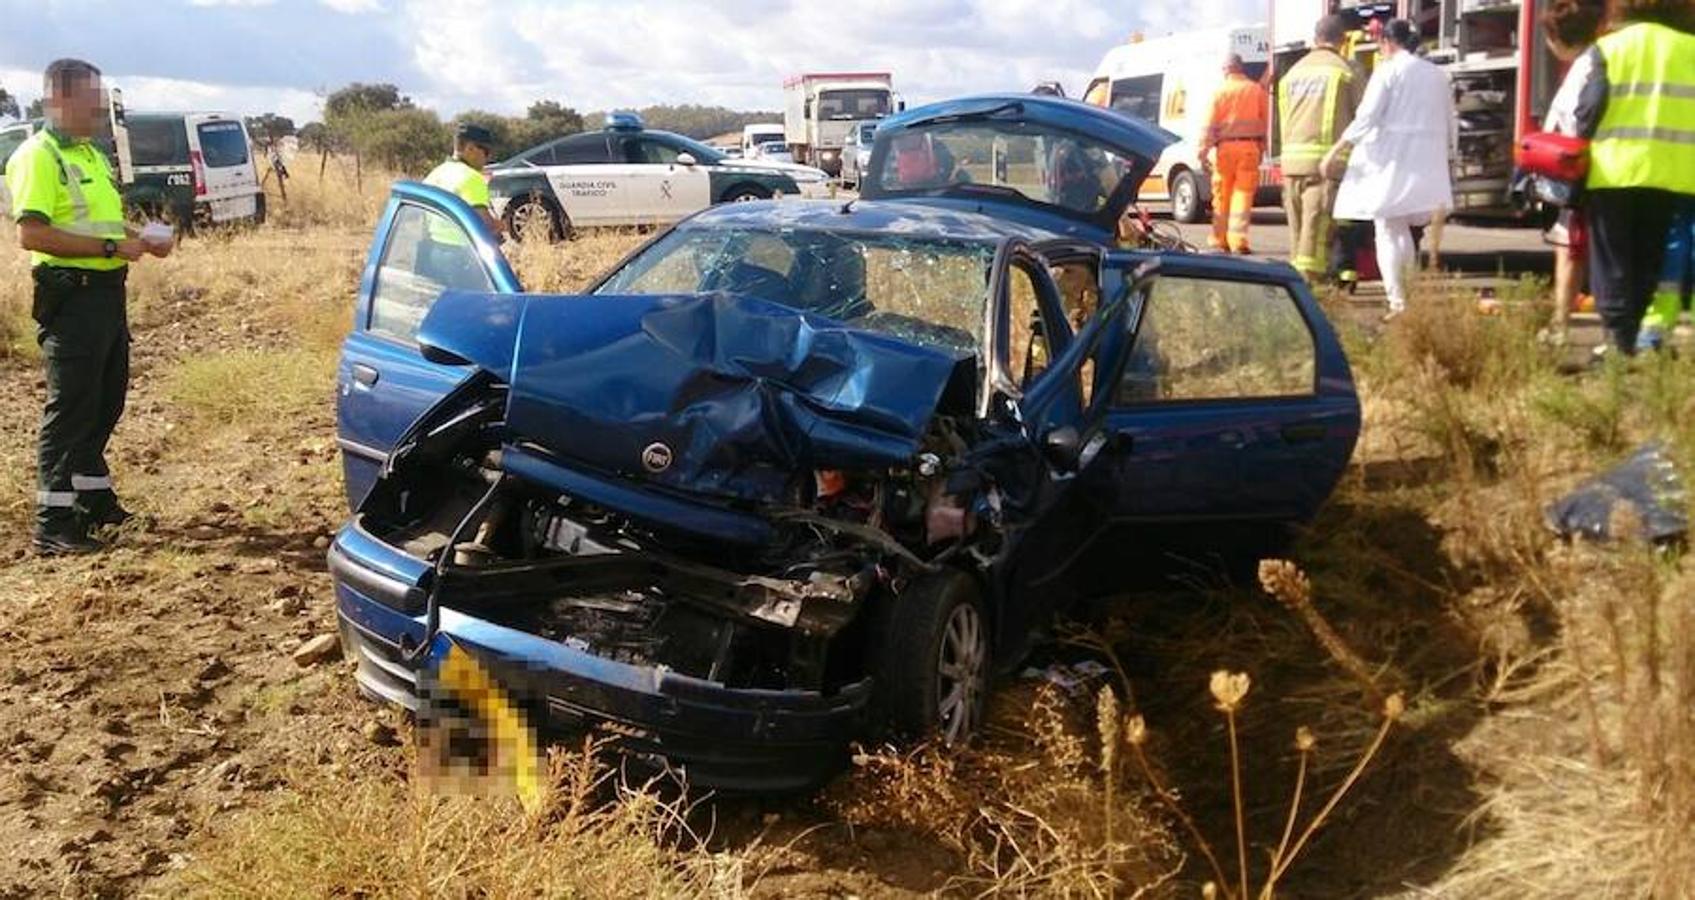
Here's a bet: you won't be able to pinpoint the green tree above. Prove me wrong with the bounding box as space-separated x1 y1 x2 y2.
25 98 44 119
323 82 412 120
584 104 782 139
245 113 296 147
511 100 584 150
359 108 450 175
452 109 516 159
0 85 19 120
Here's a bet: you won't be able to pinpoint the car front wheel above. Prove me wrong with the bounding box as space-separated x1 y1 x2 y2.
724 184 770 203
870 570 990 744
507 193 565 242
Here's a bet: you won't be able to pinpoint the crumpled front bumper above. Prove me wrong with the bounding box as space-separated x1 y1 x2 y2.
328 523 871 792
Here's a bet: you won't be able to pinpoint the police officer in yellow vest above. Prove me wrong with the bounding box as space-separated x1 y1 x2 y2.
7 60 171 555
420 123 502 286
1570 0 1695 353
1278 15 1364 283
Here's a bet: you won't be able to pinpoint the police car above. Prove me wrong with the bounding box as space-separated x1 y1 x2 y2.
489 113 832 241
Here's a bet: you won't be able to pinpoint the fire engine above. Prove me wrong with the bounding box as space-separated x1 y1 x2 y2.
1270 0 1560 217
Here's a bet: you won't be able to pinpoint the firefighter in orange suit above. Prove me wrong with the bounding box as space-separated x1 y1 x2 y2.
1200 53 1271 254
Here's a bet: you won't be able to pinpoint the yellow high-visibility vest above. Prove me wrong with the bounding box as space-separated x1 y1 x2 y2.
1588 22 1695 194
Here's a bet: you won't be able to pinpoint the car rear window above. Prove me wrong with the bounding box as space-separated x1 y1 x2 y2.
196 121 250 168
129 118 190 166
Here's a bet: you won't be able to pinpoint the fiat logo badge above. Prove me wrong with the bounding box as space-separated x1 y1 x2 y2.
641 442 674 473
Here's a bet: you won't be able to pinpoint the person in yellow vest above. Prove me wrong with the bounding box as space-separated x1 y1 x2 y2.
1200 53 1271 254
420 123 502 286
1570 0 1695 353
7 59 171 555
1278 15 1364 283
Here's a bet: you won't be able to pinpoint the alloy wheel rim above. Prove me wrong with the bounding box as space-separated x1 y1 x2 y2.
937 602 986 745
511 202 552 241
1176 178 1196 219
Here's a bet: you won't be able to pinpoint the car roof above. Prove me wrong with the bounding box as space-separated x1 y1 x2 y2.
684 197 1063 243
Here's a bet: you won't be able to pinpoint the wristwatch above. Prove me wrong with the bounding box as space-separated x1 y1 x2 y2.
102 239 117 259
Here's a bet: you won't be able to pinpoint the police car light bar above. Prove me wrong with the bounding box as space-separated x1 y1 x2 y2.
606 111 644 131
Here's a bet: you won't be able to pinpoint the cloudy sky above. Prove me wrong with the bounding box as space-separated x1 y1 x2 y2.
0 0 1260 125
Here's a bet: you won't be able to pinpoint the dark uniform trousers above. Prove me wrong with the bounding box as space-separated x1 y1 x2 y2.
32 265 129 531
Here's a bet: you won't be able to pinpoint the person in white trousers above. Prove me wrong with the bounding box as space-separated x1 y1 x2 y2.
1323 19 1456 319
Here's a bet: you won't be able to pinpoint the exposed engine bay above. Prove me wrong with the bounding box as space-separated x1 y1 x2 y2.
361 372 1037 697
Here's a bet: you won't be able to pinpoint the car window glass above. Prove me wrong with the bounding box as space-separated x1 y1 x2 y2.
1110 75 1164 121
1050 261 1100 330
369 204 494 342
634 139 680 165
1005 264 1052 389
0 130 28 170
196 121 249 168
1082 78 1111 107
1117 278 1315 404
546 134 609 165
875 124 1130 216
129 118 190 166
598 227 992 356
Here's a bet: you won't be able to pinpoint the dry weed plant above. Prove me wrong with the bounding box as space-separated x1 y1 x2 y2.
827 681 1180 897
169 740 735 899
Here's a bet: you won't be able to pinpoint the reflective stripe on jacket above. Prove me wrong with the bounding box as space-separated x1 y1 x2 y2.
4 129 128 271
1585 22 1695 194
1278 47 1363 178
1207 73 1271 146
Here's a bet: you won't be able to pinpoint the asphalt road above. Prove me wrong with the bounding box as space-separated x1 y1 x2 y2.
1168 208 1554 277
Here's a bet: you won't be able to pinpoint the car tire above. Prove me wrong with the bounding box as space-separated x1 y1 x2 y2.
723 184 771 203
507 192 566 243
869 569 991 745
1171 168 1206 224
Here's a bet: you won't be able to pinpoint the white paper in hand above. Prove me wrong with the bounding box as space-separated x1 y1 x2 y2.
141 222 174 247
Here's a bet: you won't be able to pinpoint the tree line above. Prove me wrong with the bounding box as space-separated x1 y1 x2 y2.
255 83 780 178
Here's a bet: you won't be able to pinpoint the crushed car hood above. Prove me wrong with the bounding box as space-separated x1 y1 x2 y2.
418 290 974 505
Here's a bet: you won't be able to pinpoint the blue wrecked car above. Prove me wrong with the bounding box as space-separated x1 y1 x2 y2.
329 95 1361 791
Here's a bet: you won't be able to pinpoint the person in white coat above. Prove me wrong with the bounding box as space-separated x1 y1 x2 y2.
1323 19 1455 318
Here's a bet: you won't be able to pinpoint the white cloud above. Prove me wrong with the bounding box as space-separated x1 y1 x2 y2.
4 0 1266 123
110 73 322 124
188 0 277 6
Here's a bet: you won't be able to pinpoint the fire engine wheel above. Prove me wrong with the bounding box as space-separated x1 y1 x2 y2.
507 194 566 243
870 569 990 745
1171 168 1206 224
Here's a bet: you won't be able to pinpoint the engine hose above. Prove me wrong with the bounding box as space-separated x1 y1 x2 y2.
404 475 507 662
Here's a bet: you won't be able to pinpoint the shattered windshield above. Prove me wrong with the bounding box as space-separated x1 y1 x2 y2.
596 226 994 356
873 121 1134 216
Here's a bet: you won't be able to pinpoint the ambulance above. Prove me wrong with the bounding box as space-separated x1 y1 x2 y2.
1083 25 1276 223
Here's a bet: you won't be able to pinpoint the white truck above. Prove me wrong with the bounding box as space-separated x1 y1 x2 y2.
741 123 786 158
782 72 896 177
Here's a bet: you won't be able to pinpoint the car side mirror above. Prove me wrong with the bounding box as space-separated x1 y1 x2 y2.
675 152 697 167
1041 425 1083 472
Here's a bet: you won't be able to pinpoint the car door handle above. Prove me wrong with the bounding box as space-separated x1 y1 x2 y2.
351 364 380 388
1281 422 1327 444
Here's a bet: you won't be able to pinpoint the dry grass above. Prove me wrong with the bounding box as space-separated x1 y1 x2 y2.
161 742 731 899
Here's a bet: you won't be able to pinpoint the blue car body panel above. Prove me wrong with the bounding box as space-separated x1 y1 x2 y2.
336 182 521 507
419 290 973 507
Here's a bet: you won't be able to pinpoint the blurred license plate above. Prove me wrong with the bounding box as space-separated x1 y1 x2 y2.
210 195 256 221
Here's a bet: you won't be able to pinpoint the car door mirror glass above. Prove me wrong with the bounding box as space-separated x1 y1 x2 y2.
675 152 697 167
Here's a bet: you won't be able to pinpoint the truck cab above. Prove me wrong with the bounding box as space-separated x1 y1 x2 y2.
783 72 898 176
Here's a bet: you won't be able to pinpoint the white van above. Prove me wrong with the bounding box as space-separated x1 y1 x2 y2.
1083 25 1276 223
741 123 786 159
112 111 265 228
